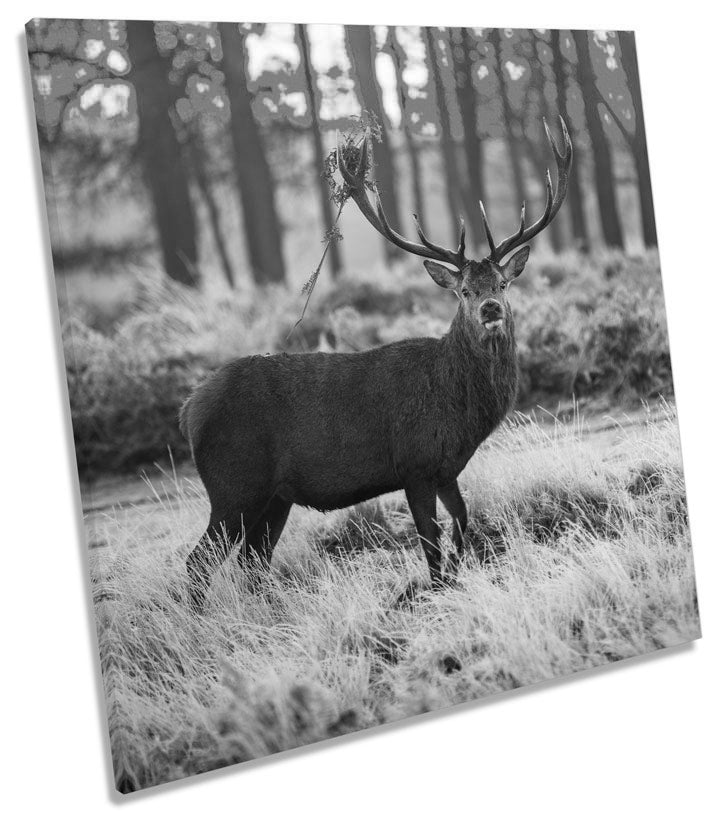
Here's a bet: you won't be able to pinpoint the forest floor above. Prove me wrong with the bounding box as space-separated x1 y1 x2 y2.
83 402 700 793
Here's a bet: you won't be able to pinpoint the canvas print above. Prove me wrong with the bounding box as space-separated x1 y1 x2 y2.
27 20 701 792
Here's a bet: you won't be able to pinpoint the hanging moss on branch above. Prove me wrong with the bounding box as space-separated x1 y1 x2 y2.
287 113 382 339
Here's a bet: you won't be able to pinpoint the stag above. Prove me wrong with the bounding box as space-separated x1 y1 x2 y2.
181 119 572 610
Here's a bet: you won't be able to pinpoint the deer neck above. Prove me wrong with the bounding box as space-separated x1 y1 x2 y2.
439 306 518 436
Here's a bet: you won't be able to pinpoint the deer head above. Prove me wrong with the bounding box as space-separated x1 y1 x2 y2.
337 118 572 341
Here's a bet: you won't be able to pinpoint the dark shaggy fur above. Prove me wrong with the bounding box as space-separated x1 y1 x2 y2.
182 253 527 609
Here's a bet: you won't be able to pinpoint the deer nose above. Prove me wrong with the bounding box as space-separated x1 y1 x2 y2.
480 299 503 322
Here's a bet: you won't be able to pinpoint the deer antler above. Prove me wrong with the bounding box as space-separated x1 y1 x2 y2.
480 117 573 262
337 130 467 270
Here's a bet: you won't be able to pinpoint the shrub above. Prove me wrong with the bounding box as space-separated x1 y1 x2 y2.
61 250 674 476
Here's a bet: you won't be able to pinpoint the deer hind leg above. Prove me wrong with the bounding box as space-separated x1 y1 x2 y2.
186 500 269 612
438 480 468 579
405 483 444 588
238 495 293 571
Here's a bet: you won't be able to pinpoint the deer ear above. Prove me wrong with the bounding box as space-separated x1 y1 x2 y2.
423 260 459 290
503 246 531 280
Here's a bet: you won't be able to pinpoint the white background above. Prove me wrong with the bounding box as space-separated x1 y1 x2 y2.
2 2 718 816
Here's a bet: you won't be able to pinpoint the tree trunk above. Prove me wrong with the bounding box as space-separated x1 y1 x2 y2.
297 24 342 277
572 31 625 250
126 20 198 286
218 22 285 284
618 31 657 248
549 30 590 250
449 27 485 250
386 27 426 227
527 33 563 252
346 25 401 261
424 27 465 242
186 128 235 288
488 29 528 219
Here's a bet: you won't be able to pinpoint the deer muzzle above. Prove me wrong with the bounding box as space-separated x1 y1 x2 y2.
479 299 504 332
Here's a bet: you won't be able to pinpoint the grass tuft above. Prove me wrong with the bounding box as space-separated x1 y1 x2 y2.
86 404 699 792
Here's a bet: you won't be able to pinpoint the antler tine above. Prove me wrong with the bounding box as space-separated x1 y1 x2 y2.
543 118 562 163
544 116 572 163
358 128 371 173
411 213 456 260
561 116 572 156
537 169 555 231
336 128 372 186
488 116 573 262
495 201 527 256
412 213 466 268
376 197 464 268
457 216 466 259
337 129 467 269
335 129 347 177
335 130 385 235
478 200 497 260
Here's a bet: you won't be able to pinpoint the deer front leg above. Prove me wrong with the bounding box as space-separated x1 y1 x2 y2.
405 483 443 588
438 480 468 578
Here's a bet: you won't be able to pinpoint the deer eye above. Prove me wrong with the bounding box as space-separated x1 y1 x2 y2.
461 288 470 298
499 280 507 290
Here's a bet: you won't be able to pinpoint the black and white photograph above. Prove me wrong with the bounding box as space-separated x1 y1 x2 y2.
26 18 701 794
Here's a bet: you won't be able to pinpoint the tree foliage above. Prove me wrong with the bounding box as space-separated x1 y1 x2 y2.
27 22 658 289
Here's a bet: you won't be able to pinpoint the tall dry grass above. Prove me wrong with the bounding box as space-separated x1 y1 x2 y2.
87 404 699 792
